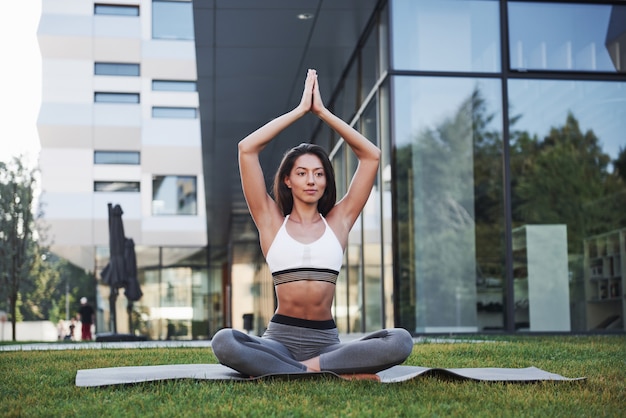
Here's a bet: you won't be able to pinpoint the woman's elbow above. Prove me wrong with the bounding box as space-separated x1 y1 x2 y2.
368 146 381 164
238 139 253 155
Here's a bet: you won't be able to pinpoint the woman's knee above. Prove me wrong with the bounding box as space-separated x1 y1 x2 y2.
211 328 239 359
389 328 414 360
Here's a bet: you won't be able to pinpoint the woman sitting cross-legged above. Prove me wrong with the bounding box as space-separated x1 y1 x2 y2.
211 69 414 377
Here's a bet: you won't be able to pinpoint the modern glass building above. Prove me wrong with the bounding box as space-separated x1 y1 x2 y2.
38 0 626 338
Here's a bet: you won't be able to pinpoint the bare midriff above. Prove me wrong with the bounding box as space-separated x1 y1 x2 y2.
274 281 335 320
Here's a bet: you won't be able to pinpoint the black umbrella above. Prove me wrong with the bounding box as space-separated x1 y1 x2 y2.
124 237 142 334
101 203 142 334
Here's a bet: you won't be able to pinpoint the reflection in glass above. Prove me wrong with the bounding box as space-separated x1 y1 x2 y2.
512 225 571 331
361 100 383 332
346 144 362 332
508 79 626 331
392 0 500 72
331 146 349 332
94 181 140 192
509 2 626 73
96 246 210 339
152 175 197 215
393 76 504 332
361 26 379 104
335 62 358 123
379 80 394 328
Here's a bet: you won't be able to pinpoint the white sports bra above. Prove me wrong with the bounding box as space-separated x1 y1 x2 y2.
266 215 343 286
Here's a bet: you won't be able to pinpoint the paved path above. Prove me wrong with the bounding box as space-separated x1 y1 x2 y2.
0 335 490 352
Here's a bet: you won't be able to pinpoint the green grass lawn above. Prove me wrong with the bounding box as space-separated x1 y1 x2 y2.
1 335 624 417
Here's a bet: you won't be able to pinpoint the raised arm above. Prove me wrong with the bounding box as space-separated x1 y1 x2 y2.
310 72 381 233
238 69 317 246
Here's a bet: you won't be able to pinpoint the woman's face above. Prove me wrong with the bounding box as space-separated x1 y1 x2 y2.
284 153 327 204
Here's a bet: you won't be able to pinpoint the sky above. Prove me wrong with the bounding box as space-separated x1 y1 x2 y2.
0 2 42 168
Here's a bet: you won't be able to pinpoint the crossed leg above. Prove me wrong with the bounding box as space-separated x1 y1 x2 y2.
212 327 413 377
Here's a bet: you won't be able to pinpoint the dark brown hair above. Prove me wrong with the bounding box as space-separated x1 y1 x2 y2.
273 143 337 216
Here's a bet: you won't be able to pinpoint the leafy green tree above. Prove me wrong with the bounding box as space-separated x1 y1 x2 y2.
18 250 61 322
511 112 626 252
17 250 96 326
0 157 39 340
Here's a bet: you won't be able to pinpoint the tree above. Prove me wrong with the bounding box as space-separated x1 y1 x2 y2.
19 253 96 324
510 112 626 251
0 157 39 341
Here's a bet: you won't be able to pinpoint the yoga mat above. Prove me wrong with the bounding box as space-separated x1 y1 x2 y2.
75 364 584 387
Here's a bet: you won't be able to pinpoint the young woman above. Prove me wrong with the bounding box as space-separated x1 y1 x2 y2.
211 69 413 377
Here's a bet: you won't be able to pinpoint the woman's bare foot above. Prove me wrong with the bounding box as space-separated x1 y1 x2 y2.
301 357 321 372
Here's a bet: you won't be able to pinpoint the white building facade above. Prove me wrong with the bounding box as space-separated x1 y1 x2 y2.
37 0 211 339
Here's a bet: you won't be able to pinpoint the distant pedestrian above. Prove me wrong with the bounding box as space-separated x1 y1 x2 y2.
68 318 76 340
78 297 95 341
57 320 66 340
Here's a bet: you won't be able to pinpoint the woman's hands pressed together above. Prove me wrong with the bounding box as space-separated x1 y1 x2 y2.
298 69 327 116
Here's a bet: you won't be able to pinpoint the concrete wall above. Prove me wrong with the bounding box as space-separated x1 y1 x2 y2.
0 321 59 342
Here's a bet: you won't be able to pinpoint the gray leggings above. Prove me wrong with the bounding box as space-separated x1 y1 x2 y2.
211 317 414 376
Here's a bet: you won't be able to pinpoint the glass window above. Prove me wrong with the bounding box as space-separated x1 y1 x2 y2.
94 151 140 165
152 1 194 40
345 136 362 332
393 75 504 333
330 145 348 332
94 181 140 192
360 100 383 332
509 2 626 73
152 175 197 215
152 80 197 92
94 62 140 76
361 25 379 105
152 107 197 118
391 0 500 72
378 80 394 329
332 62 358 123
378 3 390 73
94 92 140 104
94 4 140 16
508 79 626 332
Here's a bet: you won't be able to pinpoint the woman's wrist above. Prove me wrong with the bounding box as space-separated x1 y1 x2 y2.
314 106 331 120
292 105 310 119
